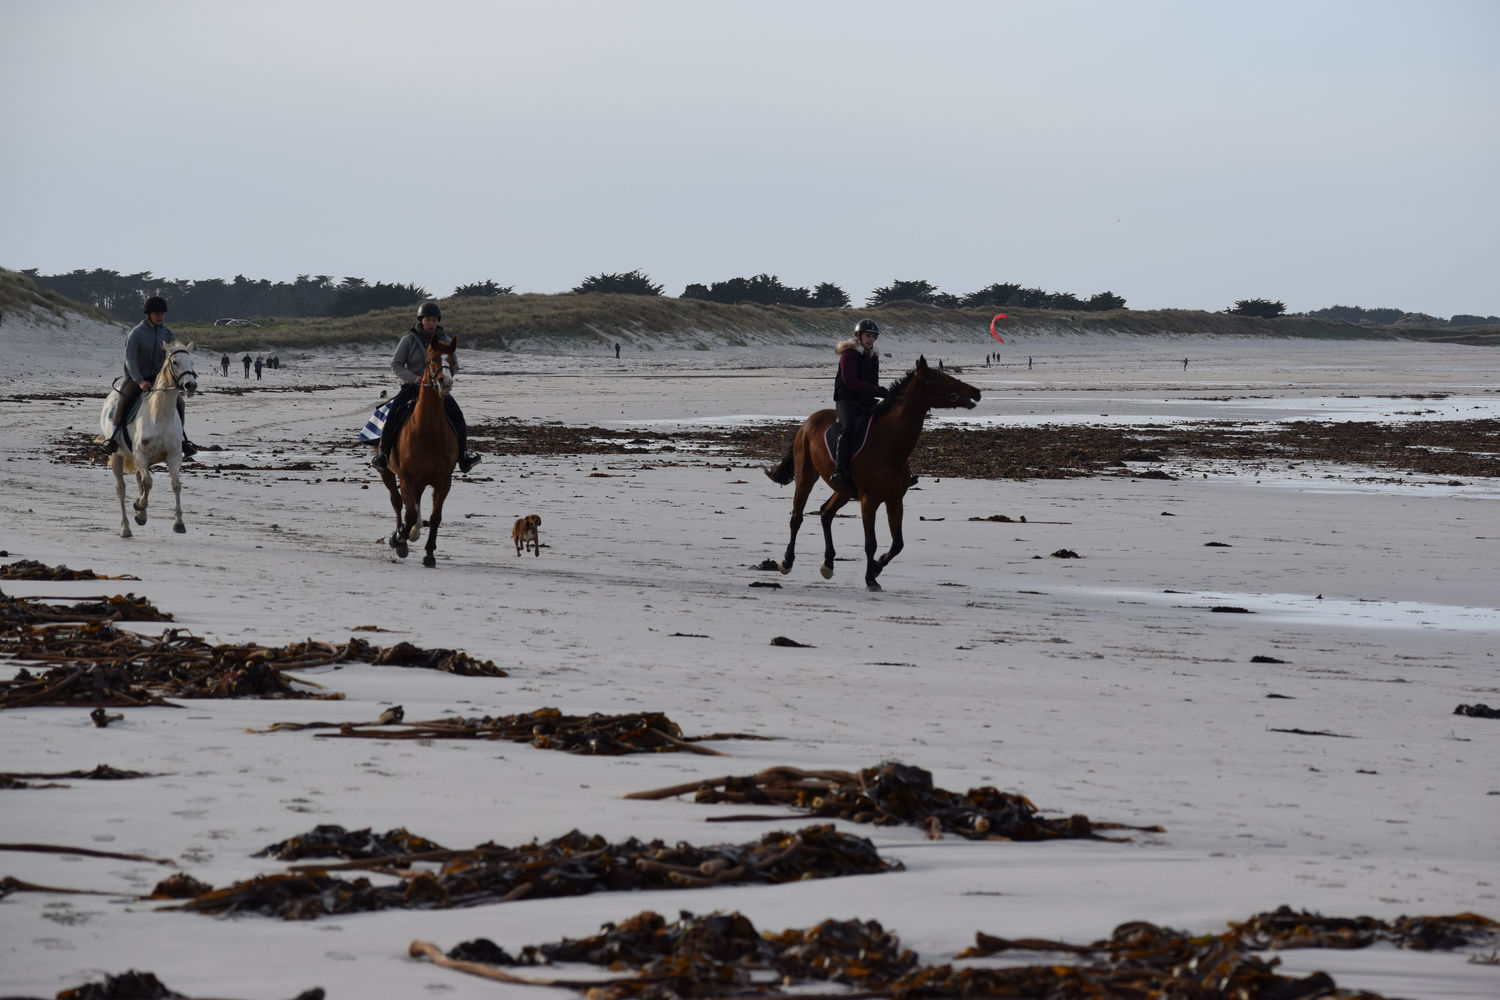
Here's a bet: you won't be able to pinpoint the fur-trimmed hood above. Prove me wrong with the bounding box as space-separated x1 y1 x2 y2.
835 338 863 355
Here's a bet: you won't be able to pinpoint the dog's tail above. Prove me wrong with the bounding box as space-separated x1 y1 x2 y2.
764 440 795 486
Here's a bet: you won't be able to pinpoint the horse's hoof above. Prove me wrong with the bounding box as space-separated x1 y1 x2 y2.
866 580 883 592
422 554 436 568
407 525 423 542
173 523 186 534
820 564 833 580
396 542 409 558
778 561 792 575
134 514 147 526
120 529 132 539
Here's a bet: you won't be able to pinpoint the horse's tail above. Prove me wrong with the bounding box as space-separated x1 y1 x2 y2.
764 439 795 485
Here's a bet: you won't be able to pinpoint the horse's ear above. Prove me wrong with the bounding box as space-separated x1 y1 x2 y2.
916 355 928 369
186 340 195 352
449 335 459 350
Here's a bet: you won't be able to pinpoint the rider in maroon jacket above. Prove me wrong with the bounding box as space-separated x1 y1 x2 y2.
830 318 888 495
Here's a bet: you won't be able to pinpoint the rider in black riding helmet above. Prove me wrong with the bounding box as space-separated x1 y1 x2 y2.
829 318 888 496
104 295 198 457
371 300 481 474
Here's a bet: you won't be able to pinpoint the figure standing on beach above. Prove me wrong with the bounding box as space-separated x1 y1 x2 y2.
372 301 481 474
1183 358 1189 370
1028 356 1033 369
615 342 621 359
220 353 229 376
830 318 888 495
103 295 198 457
242 353 251 378
254 355 264 380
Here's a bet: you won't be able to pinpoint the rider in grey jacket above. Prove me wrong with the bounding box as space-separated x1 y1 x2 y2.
104 295 198 457
372 301 481 474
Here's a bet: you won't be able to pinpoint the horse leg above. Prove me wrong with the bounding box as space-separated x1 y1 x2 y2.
404 483 424 543
422 484 448 568
381 469 408 557
780 478 814 575
133 466 151 526
112 457 132 538
819 494 850 580
868 496 905 590
168 458 186 533
862 499 887 592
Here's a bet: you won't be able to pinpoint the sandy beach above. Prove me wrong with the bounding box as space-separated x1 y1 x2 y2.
1 313 1497 999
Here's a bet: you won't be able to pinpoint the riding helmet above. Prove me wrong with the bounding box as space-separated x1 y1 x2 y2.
854 318 879 336
143 295 169 314
417 301 442 320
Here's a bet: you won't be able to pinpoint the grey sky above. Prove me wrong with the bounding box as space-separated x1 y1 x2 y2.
4 0 1497 316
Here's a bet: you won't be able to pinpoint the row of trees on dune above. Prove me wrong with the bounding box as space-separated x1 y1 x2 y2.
19 267 1495 327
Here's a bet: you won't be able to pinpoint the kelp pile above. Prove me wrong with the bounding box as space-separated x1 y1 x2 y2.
0 763 153 789
408 906 1500 1000
254 824 448 862
0 627 506 709
2 588 171 626
0 559 136 581
297 706 751 756
170 825 898 919
628 761 1163 841
55 969 323 1000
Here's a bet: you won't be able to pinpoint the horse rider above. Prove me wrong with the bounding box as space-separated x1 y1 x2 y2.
371 300 481 474
829 318 888 495
103 295 198 458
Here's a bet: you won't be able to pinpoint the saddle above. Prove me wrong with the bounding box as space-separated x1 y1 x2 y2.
823 412 873 463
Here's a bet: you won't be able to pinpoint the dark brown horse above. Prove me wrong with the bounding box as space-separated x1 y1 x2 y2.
378 337 461 568
764 356 980 590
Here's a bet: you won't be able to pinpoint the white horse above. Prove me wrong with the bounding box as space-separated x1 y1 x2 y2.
97 342 199 537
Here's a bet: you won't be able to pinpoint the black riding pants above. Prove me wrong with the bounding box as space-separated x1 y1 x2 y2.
379 383 469 455
834 400 871 472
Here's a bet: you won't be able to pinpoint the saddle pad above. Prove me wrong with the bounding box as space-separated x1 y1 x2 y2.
823 415 873 463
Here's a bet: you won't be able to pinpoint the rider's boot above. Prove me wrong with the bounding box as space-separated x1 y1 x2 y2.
181 438 199 458
371 449 389 471
458 451 482 474
101 426 121 456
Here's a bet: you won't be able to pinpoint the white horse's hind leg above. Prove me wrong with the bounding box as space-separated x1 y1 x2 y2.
112 457 132 538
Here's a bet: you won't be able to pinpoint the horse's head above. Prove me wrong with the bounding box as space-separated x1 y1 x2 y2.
907 356 981 410
424 336 458 396
162 342 199 398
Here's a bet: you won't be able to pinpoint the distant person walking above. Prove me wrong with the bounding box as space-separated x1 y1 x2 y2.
242 353 251 378
615 342 621 359
1183 358 1189 370
1027 356 1033 369
220 353 229 376
254 355 264 380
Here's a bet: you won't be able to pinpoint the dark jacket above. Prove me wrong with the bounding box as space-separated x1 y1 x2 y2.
833 338 886 404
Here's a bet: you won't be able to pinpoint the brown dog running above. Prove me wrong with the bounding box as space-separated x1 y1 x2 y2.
512 514 541 557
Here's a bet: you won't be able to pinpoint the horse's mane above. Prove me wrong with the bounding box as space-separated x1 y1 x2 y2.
871 367 919 418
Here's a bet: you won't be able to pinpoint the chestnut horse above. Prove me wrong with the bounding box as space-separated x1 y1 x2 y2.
98 343 199 538
377 337 461 568
764 356 980 591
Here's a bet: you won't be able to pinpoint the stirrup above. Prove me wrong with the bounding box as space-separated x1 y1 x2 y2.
371 451 389 470
458 452 481 473
181 439 199 458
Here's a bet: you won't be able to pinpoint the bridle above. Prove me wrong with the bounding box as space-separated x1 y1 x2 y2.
419 348 454 395
153 348 198 395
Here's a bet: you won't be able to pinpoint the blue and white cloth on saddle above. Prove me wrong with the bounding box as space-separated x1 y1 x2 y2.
358 402 390 443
